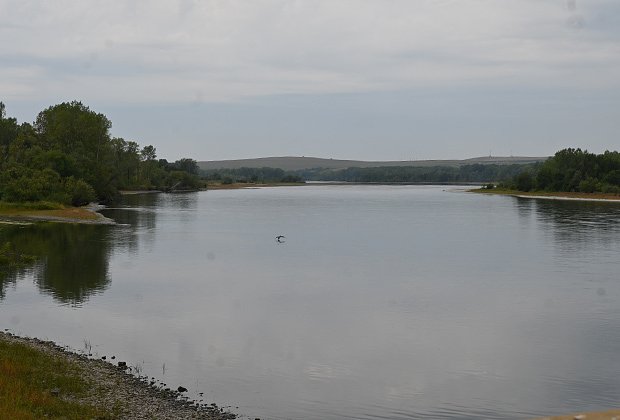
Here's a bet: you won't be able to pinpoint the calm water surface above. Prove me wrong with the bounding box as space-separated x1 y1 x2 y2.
1 186 620 419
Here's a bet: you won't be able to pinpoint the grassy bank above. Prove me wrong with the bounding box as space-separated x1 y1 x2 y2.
471 188 620 201
0 335 112 419
0 201 105 223
0 332 235 419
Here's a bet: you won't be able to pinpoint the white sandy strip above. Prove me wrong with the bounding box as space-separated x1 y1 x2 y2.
515 194 620 203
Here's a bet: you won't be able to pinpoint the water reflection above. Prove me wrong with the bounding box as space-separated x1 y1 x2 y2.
516 197 620 257
102 193 198 254
0 223 113 305
0 193 197 305
0 236 32 300
531 198 620 232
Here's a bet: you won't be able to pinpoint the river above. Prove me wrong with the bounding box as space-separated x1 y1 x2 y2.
1 185 620 419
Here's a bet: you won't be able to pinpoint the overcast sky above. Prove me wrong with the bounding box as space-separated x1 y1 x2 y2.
2 0 619 161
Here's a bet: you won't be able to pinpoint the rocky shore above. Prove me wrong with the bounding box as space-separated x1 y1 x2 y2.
0 331 236 420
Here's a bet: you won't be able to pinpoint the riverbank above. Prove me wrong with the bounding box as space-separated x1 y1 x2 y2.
119 189 163 195
0 331 235 419
206 181 306 190
0 202 115 225
471 188 620 202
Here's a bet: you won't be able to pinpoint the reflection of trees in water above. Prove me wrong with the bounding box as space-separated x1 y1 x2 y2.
514 197 536 227
534 199 620 230
102 192 197 254
0 193 197 304
518 198 620 251
0 260 31 300
102 193 161 255
0 223 112 305
0 226 35 299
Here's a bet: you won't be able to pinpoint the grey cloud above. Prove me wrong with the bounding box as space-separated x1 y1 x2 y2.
1 0 620 103
2 0 619 160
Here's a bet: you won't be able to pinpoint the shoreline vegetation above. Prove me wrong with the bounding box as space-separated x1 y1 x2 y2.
0 202 114 225
1 180 618 228
0 331 236 419
0 101 203 207
468 148 620 203
205 181 306 190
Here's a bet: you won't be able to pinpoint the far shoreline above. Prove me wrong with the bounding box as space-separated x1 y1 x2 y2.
2 185 619 226
205 181 306 190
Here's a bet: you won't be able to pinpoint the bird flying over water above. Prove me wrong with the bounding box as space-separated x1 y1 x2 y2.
276 235 286 243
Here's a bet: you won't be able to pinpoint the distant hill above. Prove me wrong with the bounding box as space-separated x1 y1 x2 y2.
198 156 548 171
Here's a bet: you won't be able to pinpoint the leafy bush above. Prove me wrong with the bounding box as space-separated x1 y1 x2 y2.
603 169 620 186
63 177 96 206
601 184 620 194
281 174 303 183
0 168 62 202
515 172 534 192
578 177 600 193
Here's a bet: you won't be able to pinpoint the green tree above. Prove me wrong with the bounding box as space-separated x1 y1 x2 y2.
515 171 534 192
174 158 199 175
33 101 116 201
0 101 204 203
0 102 19 165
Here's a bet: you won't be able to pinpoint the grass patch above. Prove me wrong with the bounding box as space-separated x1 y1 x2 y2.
0 201 98 221
0 201 65 211
470 187 522 195
0 338 111 419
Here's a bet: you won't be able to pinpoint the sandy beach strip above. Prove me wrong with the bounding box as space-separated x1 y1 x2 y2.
514 194 620 203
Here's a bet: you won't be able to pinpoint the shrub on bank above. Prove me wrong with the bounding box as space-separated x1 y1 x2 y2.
63 177 96 206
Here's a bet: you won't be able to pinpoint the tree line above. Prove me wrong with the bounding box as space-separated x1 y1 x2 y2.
0 101 201 205
202 167 303 184
295 163 536 183
504 148 620 193
202 163 540 184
